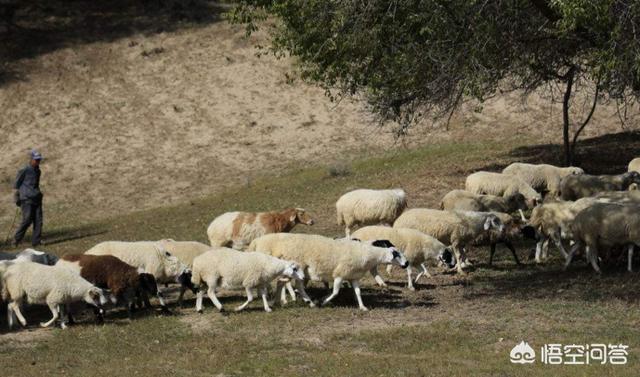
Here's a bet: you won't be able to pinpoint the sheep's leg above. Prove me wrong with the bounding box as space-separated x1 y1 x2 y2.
564 242 581 270
285 281 297 301
586 246 601 274
9 302 27 327
321 277 343 306
542 239 550 260
489 243 497 266
345 226 351 238
41 303 60 328
177 286 186 307
534 235 549 263
551 233 569 259
273 280 286 306
505 241 521 265
628 245 634 273
295 279 316 308
406 266 415 290
195 289 205 313
351 280 368 311
235 287 254 312
207 286 224 312
414 263 431 282
7 303 18 329
370 266 387 287
59 305 68 330
385 264 394 275
452 246 467 275
260 286 272 313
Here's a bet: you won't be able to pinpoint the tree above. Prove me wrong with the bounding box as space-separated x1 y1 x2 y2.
230 0 640 165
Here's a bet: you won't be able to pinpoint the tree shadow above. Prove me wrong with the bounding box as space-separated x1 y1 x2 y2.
0 0 228 82
474 131 640 174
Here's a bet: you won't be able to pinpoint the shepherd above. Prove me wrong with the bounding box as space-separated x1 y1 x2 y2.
13 149 44 247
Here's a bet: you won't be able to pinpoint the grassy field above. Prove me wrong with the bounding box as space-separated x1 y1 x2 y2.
0 137 639 376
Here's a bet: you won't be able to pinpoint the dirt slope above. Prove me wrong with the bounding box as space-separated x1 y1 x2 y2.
0 2 638 228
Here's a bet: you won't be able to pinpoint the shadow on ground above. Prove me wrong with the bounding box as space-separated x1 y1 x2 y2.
475 131 640 173
0 0 229 82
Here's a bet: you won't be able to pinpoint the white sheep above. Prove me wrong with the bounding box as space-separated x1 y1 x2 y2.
394 208 504 275
465 171 541 208
566 202 640 273
85 241 194 310
559 171 640 200
350 226 454 290
502 163 584 197
156 239 211 268
1 261 109 329
440 189 527 215
191 247 304 313
0 248 59 265
207 208 314 249
628 158 640 173
248 233 409 311
336 189 407 237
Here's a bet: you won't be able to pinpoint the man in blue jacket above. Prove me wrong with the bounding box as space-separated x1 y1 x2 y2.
13 150 44 247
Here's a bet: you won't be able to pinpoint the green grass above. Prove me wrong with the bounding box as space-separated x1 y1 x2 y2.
1 139 638 376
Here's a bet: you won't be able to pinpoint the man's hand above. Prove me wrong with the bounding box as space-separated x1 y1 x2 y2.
13 190 20 206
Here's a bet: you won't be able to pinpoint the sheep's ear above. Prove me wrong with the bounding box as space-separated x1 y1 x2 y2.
290 214 298 222
483 219 491 230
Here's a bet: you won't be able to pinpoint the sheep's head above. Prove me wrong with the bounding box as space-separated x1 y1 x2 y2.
84 287 109 308
283 261 305 281
292 208 314 226
507 193 528 211
438 247 456 269
176 269 197 294
138 273 158 296
567 166 584 175
372 240 409 269
624 171 640 186
483 214 504 233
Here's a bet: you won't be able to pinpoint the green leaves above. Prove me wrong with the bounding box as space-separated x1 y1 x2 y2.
230 0 640 132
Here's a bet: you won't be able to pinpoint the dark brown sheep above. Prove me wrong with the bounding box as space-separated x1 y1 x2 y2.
57 254 158 319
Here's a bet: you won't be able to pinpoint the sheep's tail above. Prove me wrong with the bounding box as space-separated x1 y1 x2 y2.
439 201 444 210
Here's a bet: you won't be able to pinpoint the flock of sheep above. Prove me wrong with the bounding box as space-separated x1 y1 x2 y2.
2 158 640 330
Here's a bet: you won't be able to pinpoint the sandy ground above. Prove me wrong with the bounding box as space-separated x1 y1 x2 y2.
1 3 639 229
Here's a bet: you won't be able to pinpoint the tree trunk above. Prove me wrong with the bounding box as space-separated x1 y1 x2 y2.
562 67 576 166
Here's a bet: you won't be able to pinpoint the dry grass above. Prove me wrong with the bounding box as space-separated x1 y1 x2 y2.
0 138 638 376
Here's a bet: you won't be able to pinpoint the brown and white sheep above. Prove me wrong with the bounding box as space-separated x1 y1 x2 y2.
207 208 314 250
57 254 158 319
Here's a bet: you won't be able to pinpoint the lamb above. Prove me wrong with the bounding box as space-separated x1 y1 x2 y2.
336 189 407 237
350 226 454 290
207 208 314 249
191 247 304 313
1 261 109 329
502 163 584 197
393 208 504 275
440 189 527 214
56 254 158 319
558 171 640 200
85 241 195 310
566 202 640 273
465 172 541 208
469 212 534 266
628 157 640 173
0 248 59 265
248 233 409 311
